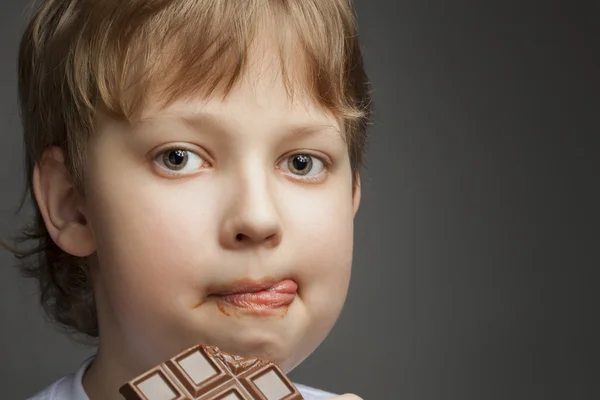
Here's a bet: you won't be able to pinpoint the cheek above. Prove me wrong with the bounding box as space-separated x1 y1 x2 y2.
285 187 355 308
85 176 218 308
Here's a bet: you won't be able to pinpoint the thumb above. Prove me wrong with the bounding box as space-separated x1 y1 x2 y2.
329 395 363 400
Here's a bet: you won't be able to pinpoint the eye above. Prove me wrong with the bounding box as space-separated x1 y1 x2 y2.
154 149 206 175
279 154 327 181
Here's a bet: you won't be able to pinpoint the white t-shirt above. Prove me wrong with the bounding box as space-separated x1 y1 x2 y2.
27 356 337 400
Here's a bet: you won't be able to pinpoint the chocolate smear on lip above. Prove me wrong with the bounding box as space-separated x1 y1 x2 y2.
217 302 232 316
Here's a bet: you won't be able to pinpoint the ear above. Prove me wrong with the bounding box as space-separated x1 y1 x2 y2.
32 147 95 257
352 172 361 217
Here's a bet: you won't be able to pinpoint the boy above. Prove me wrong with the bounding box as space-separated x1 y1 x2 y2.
6 0 371 398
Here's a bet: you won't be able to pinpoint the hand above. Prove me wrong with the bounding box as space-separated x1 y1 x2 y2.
330 395 363 400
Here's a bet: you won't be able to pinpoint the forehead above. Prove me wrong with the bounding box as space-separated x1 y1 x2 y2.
138 41 342 133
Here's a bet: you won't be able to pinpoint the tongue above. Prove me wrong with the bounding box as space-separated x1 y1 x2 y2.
266 279 298 294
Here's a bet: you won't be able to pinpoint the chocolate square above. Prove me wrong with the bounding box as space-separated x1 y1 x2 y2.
120 345 304 400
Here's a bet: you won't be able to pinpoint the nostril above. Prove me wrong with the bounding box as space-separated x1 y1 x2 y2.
235 234 244 241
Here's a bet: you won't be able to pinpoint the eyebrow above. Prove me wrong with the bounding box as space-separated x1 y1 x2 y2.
133 111 343 140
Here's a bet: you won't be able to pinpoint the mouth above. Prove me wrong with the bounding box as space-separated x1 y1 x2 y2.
207 278 298 310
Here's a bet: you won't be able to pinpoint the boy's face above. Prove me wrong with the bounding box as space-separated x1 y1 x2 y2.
81 50 360 374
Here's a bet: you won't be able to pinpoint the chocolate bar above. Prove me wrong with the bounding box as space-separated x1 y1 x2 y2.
119 344 304 400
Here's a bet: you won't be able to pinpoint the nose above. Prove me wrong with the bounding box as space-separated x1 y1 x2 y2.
219 170 282 250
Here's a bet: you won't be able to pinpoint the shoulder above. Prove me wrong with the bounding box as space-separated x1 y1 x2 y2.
27 356 94 400
27 377 68 400
295 382 338 399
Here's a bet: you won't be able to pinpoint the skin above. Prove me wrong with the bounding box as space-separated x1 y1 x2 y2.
33 44 362 399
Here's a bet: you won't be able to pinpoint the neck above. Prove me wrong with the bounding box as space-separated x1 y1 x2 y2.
82 346 127 400
83 270 149 399
82 331 152 400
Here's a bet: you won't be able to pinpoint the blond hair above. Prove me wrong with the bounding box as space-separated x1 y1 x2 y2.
4 0 372 340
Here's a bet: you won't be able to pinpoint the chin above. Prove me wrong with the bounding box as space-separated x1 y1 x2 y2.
227 335 288 360
209 329 298 368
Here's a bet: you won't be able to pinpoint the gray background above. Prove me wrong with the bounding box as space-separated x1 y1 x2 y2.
1 1 598 399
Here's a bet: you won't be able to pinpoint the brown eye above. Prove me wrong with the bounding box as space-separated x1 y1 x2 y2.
287 154 313 175
279 153 327 182
155 148 205 175
163 150 189 170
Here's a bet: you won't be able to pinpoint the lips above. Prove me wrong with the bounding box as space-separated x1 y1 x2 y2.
208 279 298 309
